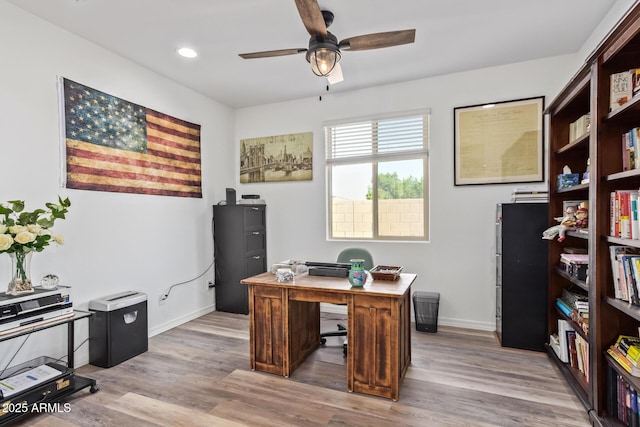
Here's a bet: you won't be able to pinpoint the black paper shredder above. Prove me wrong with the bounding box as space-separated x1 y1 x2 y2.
89 291 148 368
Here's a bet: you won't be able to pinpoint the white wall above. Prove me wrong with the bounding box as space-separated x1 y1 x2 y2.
235 54 578 330
0 1 234 367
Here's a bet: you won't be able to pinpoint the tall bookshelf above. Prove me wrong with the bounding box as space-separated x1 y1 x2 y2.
546 3 640 424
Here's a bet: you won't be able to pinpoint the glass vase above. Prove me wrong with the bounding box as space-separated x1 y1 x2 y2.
348 258 367 288
7 252 34 295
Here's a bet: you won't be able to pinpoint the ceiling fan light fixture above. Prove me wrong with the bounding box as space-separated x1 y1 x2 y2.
306 32 341 77
308 47 341 76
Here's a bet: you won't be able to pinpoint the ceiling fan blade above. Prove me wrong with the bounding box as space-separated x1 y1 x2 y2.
239 48 307 59
294 0 327 38
327 63 344 85
340 29 416 51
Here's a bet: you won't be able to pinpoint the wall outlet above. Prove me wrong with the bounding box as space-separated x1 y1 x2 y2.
207 281 215 289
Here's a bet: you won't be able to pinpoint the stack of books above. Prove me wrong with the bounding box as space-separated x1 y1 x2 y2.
608 335 640 377
607 366 640 426
510 187 549 203
556 287 589 334
550 318 589 380
569 113 590 142
610 246 640 304
560 253 589 282
610 69 640 112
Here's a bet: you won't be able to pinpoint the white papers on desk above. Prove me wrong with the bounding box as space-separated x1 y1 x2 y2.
0 364 61 398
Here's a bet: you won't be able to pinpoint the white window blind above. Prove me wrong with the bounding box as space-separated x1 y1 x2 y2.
325 112 429 166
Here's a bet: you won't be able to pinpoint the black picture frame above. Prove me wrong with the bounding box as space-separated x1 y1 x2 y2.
454 96 545 186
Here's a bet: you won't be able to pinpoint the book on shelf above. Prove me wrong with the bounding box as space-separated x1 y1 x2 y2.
568 331 579 369
559 253 589 282
608 345 640 377
611 190 640 239
556 298 573 317
569 113 590 142
621 254 640 305
561 287 589 334
556 319 574 364
562 286 588 305
577 334 589 381
633 68 640 97
633 191 640 240
622 127 640 171
611 70 634 112
609 246 640 300
616 335 640 365
608 368 640 426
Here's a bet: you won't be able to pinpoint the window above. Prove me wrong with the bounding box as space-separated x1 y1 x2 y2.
325 110 429 241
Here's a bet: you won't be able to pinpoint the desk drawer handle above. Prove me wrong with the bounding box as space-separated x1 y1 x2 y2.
252 231 260 235
252 207 259 211
253 256 261 259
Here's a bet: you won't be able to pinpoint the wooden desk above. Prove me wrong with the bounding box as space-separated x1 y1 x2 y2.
241 272 415 400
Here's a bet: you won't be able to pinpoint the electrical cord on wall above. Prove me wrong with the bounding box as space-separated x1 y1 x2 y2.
160 215 215 301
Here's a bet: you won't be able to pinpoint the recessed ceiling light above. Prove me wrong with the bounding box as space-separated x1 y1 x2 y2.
177 47 198 58
482 104 495 109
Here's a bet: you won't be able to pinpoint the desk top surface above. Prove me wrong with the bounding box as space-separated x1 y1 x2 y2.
241 272 416 298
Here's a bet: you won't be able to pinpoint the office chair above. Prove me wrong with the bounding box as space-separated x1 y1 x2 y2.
320 248 374 355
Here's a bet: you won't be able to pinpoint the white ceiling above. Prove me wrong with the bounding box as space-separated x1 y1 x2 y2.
8 0 618 109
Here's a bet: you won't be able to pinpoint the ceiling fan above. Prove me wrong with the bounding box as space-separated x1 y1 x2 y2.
239 0 416 84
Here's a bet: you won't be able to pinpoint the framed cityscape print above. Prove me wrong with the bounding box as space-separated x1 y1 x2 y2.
240 132 313 183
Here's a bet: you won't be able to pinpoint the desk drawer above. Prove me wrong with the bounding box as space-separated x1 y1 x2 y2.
244 230 265 256
288 288 347 305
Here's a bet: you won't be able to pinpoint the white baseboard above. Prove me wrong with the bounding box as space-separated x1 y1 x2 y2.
437 317 495 331
149 304 216 337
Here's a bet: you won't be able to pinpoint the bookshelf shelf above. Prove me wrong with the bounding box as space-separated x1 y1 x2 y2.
606 93 640 120
546 3 640 423
556 133 589 155
605 168 640 182
556 183 589 194
605 352 640 392
606 296 640 322
565 230 589 240
606 236 640 248
555 267 588 292
556 133 589 154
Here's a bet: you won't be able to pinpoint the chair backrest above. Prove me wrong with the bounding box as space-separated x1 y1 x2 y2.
337 248 374 271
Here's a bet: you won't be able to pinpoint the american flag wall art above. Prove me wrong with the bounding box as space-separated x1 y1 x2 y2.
60 78 202 198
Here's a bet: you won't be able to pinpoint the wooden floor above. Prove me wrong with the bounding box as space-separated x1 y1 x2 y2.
15 311 590 427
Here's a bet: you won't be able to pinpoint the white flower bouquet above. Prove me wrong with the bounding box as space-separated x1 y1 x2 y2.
0 197 70 294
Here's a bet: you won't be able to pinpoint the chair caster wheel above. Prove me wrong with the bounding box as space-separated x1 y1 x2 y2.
320 338 327 346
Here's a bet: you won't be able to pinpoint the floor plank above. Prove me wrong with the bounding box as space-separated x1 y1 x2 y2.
9 311 590 426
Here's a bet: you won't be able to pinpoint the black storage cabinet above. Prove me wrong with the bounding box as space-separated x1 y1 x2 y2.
89 291 148 368
496 203 548 351
213 204 267 314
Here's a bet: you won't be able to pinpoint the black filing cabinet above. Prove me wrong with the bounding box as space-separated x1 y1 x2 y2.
496 203 548 351
89 291 148 368
213 204 267 314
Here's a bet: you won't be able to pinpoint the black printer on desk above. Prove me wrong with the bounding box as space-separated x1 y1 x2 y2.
306 261 351 278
